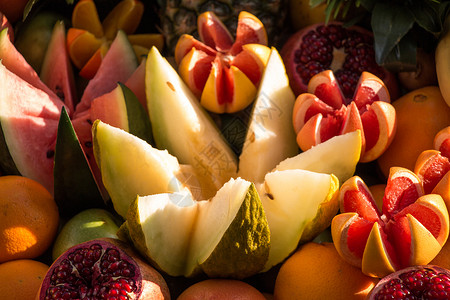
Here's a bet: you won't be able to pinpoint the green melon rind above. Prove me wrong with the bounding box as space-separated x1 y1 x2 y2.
125 178 270 278
145 46 238 197
196 182 270 279
120 82 153 144
53 107 105 218
92 120 187 218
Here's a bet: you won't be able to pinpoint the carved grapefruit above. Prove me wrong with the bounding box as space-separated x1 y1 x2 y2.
175 11 270 113
292 70 396 162
332 167 450 278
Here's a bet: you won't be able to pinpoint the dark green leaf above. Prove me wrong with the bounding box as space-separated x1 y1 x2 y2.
54 107 106 218
409 2 441 34
371 3 415 65
378 33 417 72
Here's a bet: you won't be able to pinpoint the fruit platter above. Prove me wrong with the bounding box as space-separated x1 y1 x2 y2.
2 0 450 299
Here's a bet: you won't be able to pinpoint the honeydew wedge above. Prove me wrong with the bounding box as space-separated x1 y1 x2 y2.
237 47 299 183
145 46 238 198
259 169 340 271
124 177 270 278
273 130 362 184
92 120 191 218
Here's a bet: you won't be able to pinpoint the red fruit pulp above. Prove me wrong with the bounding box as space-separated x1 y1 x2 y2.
368 265 450 299
281 22 398 99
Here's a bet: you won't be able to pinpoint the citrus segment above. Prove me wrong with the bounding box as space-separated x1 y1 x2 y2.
229 11 268 55
67 28 103 70
71 0 103 38
78 43 109 79
127 33 164 51
197 11 234 52
102 0 144 40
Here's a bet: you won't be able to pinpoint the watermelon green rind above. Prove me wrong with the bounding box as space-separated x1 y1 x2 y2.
120 82 153 144
53 107 106 218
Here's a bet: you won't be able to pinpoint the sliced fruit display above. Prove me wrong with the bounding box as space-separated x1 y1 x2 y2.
92 119 343 276
40 20 77 114
292 70 397 162
67 0 163 79
367 265 450 299
146 46 238 197
123 177 270 279
281 22 399 99
332 167 450 278
237 47 299 183
174 11 270 113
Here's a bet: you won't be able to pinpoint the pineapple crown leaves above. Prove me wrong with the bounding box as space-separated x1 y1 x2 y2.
318 0 448 72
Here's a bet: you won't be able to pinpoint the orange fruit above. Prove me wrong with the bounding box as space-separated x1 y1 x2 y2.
377 86 450 178
430 239 450 270
0 175 59 263
177 279 267 300
273 242 379 299
0 259 49 300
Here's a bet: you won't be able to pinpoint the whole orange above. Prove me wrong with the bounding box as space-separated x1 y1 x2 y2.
0 175 59 263
0 259 49 300
273 242 379 300
377 86 450 178
177 279 267 300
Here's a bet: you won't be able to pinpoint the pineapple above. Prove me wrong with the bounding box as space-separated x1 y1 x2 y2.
155 0 289 54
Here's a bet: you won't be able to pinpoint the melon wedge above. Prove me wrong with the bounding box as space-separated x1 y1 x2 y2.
145 46 238 197
124 177 270 278
93 120 189 218
237 47 298 183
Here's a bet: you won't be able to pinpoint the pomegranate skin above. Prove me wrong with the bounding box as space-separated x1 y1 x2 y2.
367 265 450 299
37 238 171 300
281 22 399 100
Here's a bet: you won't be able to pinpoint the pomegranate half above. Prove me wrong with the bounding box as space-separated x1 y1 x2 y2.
37 238 170 299
281 22 399 99
367 265 450 299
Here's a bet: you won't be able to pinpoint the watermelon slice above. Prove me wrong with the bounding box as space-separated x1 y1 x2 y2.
74 30 138 116
0 60 65 193
40 20 77 115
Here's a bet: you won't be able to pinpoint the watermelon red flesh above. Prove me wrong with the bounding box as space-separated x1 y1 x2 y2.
74 30 138 116
0 61 65 194
40 20 77 115
124 57 146 112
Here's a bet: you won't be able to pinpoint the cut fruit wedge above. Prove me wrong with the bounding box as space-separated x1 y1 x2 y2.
145 46 238 197
124 178 270 278
67 28 103 70
274 130 362 185
71 0 104 38
260 169 339 271
102 0 144 40
237 47 298 183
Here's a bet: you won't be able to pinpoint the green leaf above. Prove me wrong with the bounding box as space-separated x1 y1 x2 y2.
371 3 415 65
54 107 106 218
409 2 441 34
378 32 417 72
